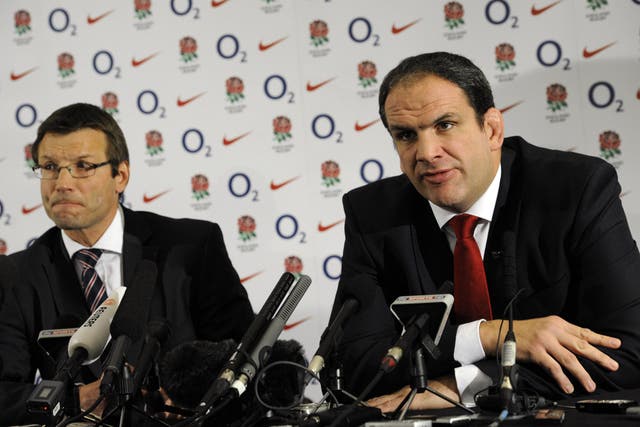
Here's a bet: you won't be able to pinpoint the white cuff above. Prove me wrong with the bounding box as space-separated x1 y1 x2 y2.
454 364 493 407
454 319 486 365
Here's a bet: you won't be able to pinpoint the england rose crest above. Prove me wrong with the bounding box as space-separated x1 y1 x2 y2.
0 239 6 255
180 36 198 62
546 84 568 112
444 2 464 29
134 0 152 19
273 116 292 142
321 160 341 187
145 130 164 156
599 130 621 160
58 53 75 78
191 174 210 200
226 77 245 103
309 20 329 47
587 0 608 11
495 43 516 71
24 144 35 169
102 92 119 115
238 215 257 242
284 255 303 276
358 61 377 88
14 10 31 35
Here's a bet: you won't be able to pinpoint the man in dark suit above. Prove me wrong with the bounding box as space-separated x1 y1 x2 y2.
0 103 254 424
331 52 640 412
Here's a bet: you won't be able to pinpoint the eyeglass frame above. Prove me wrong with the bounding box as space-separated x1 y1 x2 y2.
32 160 113 180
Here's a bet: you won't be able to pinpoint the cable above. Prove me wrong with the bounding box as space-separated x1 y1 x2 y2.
55 394 105 427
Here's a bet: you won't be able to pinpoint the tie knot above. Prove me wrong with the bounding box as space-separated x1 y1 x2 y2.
449 214 479 240
74 248 103 270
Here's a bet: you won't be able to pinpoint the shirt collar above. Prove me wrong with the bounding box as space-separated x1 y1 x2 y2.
429 165 502 229
62 206 124 256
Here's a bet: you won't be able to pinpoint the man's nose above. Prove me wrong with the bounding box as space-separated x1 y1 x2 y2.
415 133 443 162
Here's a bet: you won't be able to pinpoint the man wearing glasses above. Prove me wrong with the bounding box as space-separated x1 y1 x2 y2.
0 103 254 424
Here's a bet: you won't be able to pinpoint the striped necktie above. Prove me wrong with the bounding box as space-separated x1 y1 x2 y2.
73 248 107 313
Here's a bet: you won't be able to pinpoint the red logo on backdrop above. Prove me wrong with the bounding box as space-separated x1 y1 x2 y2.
273 116 292 142
238 215 257 242
14 9 31 35
180 36 198 62
58 53 75 79
101 92 119 115
321 160 341 187
495 43 516 71
24 144 35 169
134 0 152 19
145 130 164 155
191 174 210 200
226 77 245 103
546 83 568 112
358 61 377 88
0 239 7 255
599 130 621 160
309 20 329 47
444 2 464 29
284 255 303 276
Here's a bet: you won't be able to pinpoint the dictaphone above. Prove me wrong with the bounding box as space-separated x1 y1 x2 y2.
389 294 454 346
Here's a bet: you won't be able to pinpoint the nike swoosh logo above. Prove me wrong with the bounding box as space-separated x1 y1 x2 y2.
258 37 287 52
223 131 252 146
498 101 524 114
354 119 380 132
582 42 616 59
177 92 206 107
270 176 300 191
131 52 159 67
10 67 38 81
240 271 263 284
87 10 114 25
306 78 335 92
284 316 311 331
22 204 42 215
143 190 171 203
531 1 562 16
391 19 421 35
318 219 344 232
211 0 229 6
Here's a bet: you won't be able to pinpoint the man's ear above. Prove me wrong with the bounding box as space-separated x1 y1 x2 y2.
483 107 504 151
115 161 130 194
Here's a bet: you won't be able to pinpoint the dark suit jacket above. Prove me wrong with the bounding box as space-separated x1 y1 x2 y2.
332 136 640 400
0 208 254 424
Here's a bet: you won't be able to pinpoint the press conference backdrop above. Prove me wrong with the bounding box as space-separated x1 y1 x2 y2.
1 0 639 398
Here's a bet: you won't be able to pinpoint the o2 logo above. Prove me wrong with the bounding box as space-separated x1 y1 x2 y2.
484 0 519 28
181 128 212 157
348 17 381 46
48 8 77 35
275 214 307 244
227 173 259 202
311 114 343 143
137 90 167 118
264 75 295 103
588 81 624 112
170 0 200 19
360 159 384 183
323 255 342 280
15 104 38 128
216 34 247 63
92 50 122 78
536 40 571 71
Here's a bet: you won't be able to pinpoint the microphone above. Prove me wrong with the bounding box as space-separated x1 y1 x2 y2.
195 272 296 414
231 274 312 396
379 311 430 373
131 319 172 394
27 290 123 419
307 298 359 379
100 260 157 396
499 300 518 414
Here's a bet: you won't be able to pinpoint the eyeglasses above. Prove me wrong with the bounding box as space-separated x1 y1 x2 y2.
32 160 112 180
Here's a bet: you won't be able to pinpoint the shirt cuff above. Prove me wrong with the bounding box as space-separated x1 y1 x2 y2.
454 319 486 365
454 364 493 407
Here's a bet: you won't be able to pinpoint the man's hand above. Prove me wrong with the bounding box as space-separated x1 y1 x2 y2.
480 315 621 394
78 380 107 417
366 376 459 413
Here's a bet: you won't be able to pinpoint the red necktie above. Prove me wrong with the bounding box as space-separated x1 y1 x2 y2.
449 214 493 323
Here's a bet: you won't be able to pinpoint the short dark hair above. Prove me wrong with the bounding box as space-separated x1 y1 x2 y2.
31 103 129 176
378 52 495 128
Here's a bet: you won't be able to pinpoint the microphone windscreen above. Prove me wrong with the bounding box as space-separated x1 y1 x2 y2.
255 339 307 408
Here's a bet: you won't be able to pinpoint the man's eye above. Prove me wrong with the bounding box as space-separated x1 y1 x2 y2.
42 163 58 171
76 161 91 170
437 122 454 131
395 131 415 142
